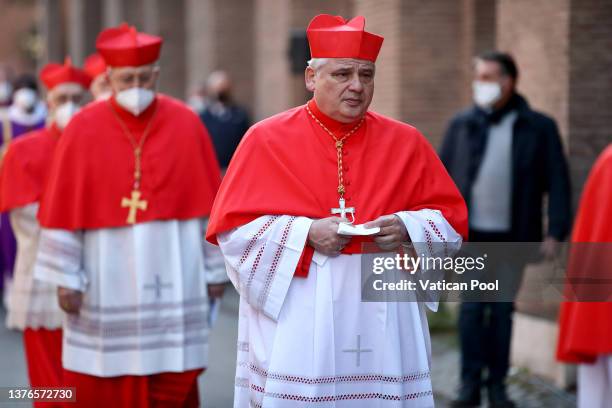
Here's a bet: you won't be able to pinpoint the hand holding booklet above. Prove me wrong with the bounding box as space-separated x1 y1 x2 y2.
337 222 380 236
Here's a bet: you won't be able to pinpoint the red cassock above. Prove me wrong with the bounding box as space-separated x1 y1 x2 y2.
206 99 468 276
557 144 612 363
24 329 64 408
62 369 202 408
38 95 221 229
0 126 64 408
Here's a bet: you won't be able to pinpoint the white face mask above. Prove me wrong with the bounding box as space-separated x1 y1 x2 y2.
13 88 38 111
54 101 80 129
473 80 502 109
114 87 155 116
187 95 205 113
0 81 12 104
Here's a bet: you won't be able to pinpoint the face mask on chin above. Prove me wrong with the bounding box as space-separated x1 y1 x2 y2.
472 80 502 110
114 87 155 116
54 101 80 129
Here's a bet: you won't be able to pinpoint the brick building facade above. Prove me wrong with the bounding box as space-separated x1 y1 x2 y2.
34 0 611 193
0 0 39 73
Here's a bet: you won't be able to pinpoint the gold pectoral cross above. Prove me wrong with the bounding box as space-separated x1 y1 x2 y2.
121 190 148 224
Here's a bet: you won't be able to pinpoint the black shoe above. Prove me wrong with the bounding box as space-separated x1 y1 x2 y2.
487 383 516 408
450 384 481 407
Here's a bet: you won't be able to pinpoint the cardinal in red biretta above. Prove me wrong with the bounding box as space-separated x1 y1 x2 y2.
206 13 467 408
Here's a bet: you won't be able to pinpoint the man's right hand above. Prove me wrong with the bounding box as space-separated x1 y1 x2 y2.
57 287 83 315
307 217 351 257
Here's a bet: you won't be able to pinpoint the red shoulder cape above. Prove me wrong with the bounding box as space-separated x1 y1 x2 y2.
557 144 612 363
38 95 221 229
206 100 468 248
0 126 59 212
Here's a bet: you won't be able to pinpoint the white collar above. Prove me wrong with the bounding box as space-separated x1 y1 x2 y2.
8 101 47 127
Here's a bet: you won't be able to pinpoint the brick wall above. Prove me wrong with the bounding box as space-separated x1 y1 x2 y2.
353 0 402 120
289 0 353 108
157 0 186 98
473 0 496 55
25 0 611 165
212 0 255 109
568 0 612 206
497 0 612 211
353 0 494 148
0 0 41 72
461 0 497 105
123 0 145 29
253 0 353 120
186 0 215 95
186 0 256 107
497 0 571 144
399 0 470 148
253 0 291 119
82 0 103 57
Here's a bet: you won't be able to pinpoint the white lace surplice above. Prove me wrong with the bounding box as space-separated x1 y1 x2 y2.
6 203 63 330
218 210 461 408
33 217 226 377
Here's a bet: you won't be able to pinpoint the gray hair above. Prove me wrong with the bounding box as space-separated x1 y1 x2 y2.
47 82 85 98
307 58 376 73
307 58 329 71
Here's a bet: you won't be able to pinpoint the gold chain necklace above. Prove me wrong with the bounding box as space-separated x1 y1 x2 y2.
108 101 158 224
306 104 364 222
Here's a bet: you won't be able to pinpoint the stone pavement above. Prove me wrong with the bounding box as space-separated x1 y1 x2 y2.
430 330 577 408
0 291 578 407
0 290 239 408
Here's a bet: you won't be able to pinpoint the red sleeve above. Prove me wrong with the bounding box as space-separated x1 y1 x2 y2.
294 244 314 278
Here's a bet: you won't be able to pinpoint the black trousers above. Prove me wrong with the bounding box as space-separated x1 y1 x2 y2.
458 230 519 389
459 301 514 387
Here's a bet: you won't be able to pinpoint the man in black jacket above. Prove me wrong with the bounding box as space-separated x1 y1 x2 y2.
199 71 250 172
440 52 571 408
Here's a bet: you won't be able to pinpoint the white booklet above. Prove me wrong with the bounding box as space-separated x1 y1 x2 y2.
208 298 221 327
337 223 380 236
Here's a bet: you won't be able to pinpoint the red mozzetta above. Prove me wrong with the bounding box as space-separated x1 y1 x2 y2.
207 99 468 250
38 95 221 229
0 126 60 212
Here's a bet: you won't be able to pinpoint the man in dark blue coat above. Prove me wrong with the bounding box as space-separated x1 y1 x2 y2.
440 51 571 408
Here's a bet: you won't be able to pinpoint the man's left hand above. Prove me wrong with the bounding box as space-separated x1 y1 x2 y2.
364 214 409 251
57 287 83 315
208 283 226 299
